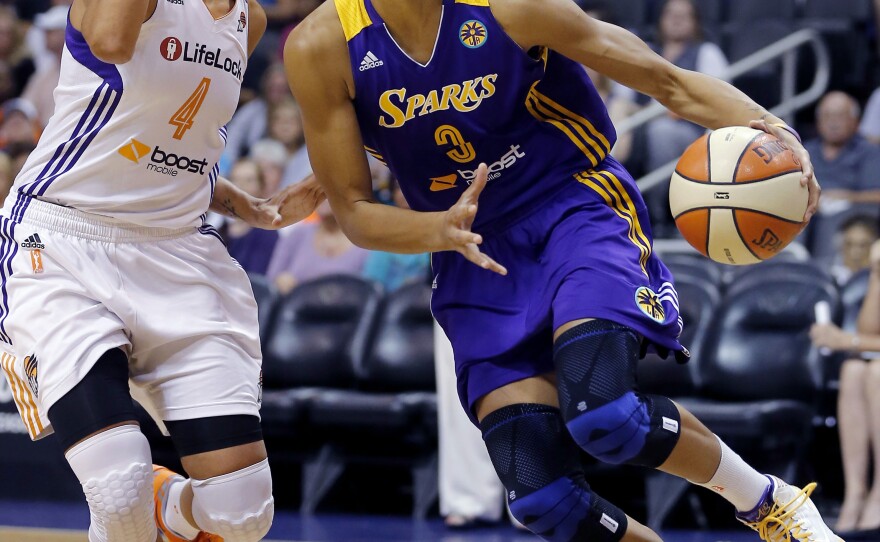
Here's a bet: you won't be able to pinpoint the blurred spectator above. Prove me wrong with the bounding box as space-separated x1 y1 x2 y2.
217 159 280 276
0 6 34 96
5 140 35 180
830 215 880 285
645 0 727 171
266 98 311 187
0 98 40 149
222 63 292 173
811 240 880 532
806 92 880 210
266 201 368 295
363 180 429 291
22 5 67 126
249 138 288 196
585 66 637 163
0 149 12 200
860 86 880 145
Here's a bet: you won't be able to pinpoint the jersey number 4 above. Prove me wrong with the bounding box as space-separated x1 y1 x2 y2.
169 78 212 140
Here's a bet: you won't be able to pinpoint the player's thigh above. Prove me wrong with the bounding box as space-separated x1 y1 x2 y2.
474 373 558 423
123 232 262 427
180 441 268 480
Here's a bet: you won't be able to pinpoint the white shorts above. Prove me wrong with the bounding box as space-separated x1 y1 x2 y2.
0 196 262 440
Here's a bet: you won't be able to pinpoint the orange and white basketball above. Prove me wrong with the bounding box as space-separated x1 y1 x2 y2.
669 126 808 265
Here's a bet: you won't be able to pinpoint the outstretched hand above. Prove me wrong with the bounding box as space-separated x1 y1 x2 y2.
750 119 820 223
247 175 326 230
441 164 507 276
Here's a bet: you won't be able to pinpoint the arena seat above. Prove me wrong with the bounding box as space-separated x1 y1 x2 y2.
638 274 719 398
645 263 838 529
259 275 383 442
607 0 648 30
662 254 724 288
725 19 795 108
248 272 277 343
802 0 872 22
303 282 439 517
727 0 796 23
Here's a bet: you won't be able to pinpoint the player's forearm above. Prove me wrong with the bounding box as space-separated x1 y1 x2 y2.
335 199 447 254
210 177 255 220
661 69 785 131
857 270 880 335
78 0 151 64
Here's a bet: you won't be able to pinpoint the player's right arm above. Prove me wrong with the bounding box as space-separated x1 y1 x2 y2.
70 0 155 64
283 7 506 274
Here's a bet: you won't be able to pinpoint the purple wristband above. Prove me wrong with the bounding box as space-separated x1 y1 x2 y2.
771 122 802 143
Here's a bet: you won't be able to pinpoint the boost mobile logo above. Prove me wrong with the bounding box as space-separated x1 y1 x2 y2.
118 139 209 177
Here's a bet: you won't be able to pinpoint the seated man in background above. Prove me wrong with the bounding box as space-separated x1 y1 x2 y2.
812 239 880 532
806 91 880 210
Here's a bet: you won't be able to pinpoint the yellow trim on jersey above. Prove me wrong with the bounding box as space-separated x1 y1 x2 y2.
525 83 610 167
602 170 652 256
575 171 650 276
455 0 491 6
1 353 42 438
335 0 373 42
364 145 387 165
531 86 611 152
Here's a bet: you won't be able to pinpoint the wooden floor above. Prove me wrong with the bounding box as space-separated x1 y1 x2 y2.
0 528 288 541
0 528 86 541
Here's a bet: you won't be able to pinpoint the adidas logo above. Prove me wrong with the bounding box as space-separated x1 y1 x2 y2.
359 51 384 72
21 234 44 250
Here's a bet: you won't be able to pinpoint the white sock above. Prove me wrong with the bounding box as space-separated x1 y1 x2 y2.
163 478 201 540
691 435 771 513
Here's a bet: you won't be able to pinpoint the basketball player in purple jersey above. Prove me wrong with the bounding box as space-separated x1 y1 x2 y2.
0 0 326 541
284 0 837 540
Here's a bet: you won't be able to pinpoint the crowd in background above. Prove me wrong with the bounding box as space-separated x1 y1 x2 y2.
0 0 879 294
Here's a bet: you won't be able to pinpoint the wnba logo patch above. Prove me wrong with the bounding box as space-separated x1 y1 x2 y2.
21 234 44 274
635 286 665 323
23 355 38 397
459 20 487 48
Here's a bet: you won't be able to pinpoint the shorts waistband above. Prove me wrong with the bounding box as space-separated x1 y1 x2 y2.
6 196 197 242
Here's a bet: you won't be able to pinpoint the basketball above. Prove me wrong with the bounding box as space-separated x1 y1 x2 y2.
669 126 808 265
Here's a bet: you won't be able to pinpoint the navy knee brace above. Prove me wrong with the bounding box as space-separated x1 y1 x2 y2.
554 320 681 468
480 404 627 542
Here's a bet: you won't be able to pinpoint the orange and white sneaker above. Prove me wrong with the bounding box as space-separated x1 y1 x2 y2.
153 465 223 542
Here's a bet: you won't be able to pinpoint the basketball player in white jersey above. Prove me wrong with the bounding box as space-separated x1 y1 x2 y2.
0 1 322 541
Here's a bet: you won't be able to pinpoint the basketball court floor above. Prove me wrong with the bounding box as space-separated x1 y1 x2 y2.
0 499 768 542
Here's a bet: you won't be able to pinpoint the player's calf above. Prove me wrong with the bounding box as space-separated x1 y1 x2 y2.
480 403 641 542
553 320 680 468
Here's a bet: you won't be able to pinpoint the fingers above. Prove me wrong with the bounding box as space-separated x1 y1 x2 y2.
461 243 508 276
460 163 489 204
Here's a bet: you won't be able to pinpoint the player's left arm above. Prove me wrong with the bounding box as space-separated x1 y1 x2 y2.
246 0 268 57
210 174 325 229
491 0 819 221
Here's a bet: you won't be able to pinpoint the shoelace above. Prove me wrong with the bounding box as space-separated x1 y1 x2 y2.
745 483 818 542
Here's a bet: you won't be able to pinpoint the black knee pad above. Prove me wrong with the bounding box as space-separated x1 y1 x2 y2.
554 320 681 467
165 415 263 457
480 404 628 542
47 348 136 451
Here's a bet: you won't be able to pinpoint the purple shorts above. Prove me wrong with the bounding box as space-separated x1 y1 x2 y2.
430 158 684 424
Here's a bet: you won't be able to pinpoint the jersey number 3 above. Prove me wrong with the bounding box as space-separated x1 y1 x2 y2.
169 78 212 140
435 125 475 164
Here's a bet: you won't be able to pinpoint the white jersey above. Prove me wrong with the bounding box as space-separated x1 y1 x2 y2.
6 0 249 229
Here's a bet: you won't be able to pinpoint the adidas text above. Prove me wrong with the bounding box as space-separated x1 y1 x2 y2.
21 234 44 250
359 51 384 71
